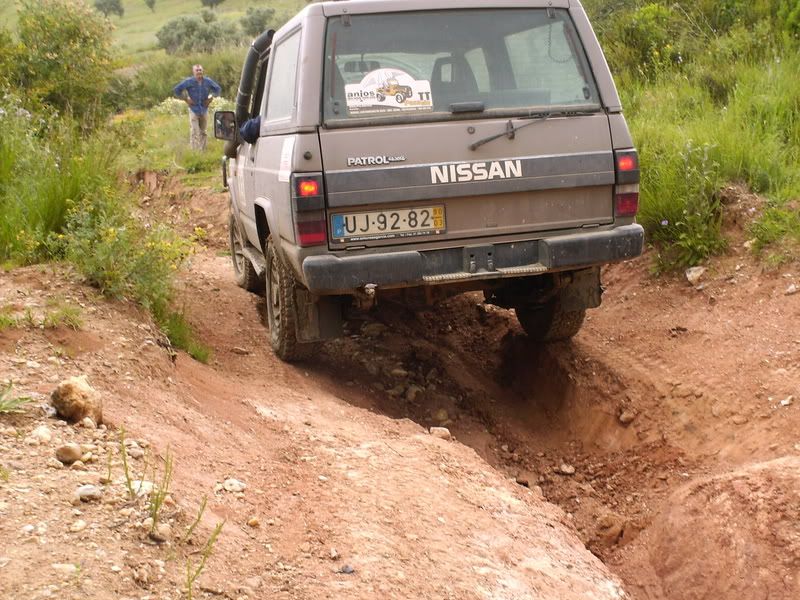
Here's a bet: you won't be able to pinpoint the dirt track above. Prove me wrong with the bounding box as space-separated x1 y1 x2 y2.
2 178 799 599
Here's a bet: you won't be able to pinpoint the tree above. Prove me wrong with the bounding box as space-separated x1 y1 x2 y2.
94 0 124 18
200 0 225 10
143 0 156 12
240 6 275 38
156 14 239 54
17 0 114 119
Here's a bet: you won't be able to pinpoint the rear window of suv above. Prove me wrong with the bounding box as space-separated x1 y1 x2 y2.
322 8 600 125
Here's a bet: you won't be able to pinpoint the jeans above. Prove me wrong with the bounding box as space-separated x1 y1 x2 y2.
189 112 208 151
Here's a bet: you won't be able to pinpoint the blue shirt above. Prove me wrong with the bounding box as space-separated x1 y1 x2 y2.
173 76 222 115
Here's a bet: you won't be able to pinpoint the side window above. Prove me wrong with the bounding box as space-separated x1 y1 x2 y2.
464 48 490 93
249 56 269 119
265 30 301 121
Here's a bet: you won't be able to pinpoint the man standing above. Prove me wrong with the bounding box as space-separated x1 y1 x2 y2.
173 64 222 151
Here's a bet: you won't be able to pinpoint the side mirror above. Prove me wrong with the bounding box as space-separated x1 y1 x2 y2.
214 111 236 141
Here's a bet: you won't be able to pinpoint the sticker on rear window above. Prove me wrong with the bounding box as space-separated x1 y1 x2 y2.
345 69 433 115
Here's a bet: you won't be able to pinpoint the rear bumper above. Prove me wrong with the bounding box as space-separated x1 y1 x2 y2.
302 224 644 294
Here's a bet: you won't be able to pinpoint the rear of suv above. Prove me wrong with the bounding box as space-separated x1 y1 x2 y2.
215 0 643 362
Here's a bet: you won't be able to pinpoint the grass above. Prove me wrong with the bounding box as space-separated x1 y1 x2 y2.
624 49 800 269
162 310 211 363
0 383 31 414
43 304 84 330
185 520 225 600
148 447 174 535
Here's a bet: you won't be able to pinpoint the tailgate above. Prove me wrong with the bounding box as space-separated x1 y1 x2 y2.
320 113 614 249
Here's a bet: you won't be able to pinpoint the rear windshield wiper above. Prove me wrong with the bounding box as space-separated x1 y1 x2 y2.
468 110 596 151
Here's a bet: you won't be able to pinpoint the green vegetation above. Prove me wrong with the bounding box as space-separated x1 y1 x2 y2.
0 383 31 415
585 0 800 269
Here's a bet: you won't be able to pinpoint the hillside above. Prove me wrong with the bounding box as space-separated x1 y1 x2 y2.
0 0 306 54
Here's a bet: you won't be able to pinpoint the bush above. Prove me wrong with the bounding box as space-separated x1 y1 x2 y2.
94 0 123 18
15 0 114 120
156 14 240 54
240 6 276 38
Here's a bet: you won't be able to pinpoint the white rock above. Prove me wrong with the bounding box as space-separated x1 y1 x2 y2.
131 480 154 496
429 427 451 441
51 563 79 575
69 520 87 533
786 284 798 296
76 484 103 502
32 425 52 443
780 396 794 407
558 463 576 476
223 478 247 493
685 266 706 286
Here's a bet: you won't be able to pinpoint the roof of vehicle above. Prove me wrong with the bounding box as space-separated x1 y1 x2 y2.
277 0 583 37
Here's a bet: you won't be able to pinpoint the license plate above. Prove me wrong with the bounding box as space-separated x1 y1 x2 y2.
331 206 446 242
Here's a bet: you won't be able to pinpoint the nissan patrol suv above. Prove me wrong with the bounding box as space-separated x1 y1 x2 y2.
214 0 643 361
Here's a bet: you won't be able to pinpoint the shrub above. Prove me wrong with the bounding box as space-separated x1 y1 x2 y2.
16 0 114 120
240 6 276 38
95 0 123 18
156 14 240 55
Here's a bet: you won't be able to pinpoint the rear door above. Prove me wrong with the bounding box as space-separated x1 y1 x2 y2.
318 7 614 250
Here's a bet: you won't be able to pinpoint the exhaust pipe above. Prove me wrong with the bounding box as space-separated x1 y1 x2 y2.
224 29 275 158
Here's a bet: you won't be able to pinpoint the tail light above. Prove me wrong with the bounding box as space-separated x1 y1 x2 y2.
291 173 326 247
614 149 640 218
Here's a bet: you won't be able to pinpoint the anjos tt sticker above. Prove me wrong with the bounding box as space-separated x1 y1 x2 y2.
345 68 433 115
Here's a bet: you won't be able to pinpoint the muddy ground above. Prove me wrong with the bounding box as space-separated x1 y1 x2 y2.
1 176 799 599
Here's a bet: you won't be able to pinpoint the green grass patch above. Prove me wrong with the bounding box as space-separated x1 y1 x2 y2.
42 304 84 330
162 310 211 363
0 383 31 414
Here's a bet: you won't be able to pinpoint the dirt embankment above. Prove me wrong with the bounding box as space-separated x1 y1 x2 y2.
2 176 799 599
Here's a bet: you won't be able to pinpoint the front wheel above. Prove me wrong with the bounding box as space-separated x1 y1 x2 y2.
265 238 316 362
229 213 262 293
515 301 585 342
376 93 385 102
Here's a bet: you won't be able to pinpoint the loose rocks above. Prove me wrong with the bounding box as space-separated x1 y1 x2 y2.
50 376 103 425
55 443 83 465
31 425 52 444
685 266 706 286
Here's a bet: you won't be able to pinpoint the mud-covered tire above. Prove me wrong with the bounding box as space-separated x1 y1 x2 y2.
265 237 315 362
515 301 586 342
229 213 262 293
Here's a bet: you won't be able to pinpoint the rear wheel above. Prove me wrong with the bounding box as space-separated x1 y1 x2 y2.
229 213 262 293
265 237 315 362
515 300 585 342
395 92 405 103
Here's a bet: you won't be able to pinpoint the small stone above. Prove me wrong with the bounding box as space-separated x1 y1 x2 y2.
433 408 449 423
429 427 451 441
69 520 87 533
732 415 748 425
23 436 39 446
231 346 250 355
70 460 87 471
31 425 52 444
222 478 246 493
685 266 706 286
247 517 260 528
47 457 64 470
361 322 388 338
127 446 144 459
51 563 79 575
618 411 636 425
148 523 171 543
50 375 103 425
329 547 339 560
55 443 83 465
77 484 103 502
390 367 409 378
558 464 576 476
786 284 798 296
405 385 423 403
780 396 794 407
338 564 355 575
515 471 535 487
244 576 263 590
80 416 96 429
80 452 93 463
131 480 154 496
